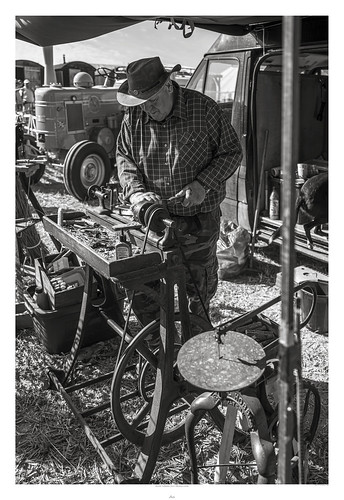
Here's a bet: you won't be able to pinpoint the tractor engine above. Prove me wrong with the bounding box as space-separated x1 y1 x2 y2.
34 75 125 200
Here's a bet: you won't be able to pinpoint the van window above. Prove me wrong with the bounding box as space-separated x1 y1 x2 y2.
188 59 239 104
204 60 239 103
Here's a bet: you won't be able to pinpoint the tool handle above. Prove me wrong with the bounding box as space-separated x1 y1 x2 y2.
161 217 175 228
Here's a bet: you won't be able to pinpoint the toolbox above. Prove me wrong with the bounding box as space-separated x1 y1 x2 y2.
24 285 115 354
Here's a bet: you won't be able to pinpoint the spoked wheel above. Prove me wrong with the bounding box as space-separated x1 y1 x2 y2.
110 313 213 447
63 140 112 200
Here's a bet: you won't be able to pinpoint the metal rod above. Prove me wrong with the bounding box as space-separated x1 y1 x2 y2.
294 296 304 484
65 371 114 393
80 402 111 418
251 129 269 260
197 463 258 469
278 15 301 484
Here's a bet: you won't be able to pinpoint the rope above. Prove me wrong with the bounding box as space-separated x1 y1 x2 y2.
154 17 195 38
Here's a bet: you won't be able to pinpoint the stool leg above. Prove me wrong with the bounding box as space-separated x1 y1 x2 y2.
214 403 237 484
250 431 276 483
242 390 276 484
185 392 221 484
185 409 206 484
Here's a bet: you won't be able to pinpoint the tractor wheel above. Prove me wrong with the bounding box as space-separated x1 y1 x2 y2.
63 140 112 201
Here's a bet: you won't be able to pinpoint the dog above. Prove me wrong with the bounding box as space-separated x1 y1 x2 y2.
268 172 328 249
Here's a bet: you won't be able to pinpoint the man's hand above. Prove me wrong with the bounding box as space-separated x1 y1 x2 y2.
174 180 206 208
129 191 161 205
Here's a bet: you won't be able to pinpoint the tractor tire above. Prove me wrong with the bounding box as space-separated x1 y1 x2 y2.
63 140 112 201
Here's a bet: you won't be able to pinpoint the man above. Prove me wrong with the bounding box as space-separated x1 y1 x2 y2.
20 79 35 113
15 80 23 111
116 56 242 324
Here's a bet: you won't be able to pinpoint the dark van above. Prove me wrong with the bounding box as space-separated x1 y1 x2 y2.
186 17 328 262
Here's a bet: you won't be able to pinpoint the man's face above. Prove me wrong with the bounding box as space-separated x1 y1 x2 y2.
140 81 174 121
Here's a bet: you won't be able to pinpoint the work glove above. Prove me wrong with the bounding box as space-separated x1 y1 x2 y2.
174 180 206 208
129 191 161 205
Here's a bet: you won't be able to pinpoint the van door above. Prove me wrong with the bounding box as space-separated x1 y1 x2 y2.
254 48 328 261
187 51 256 230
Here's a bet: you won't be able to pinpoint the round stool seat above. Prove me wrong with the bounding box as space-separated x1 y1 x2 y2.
177 330 266 392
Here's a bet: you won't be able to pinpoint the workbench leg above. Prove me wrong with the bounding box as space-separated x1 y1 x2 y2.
134 270 181 483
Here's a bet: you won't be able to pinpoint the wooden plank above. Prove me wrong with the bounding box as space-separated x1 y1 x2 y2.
258 231 328 263
259 216 328 249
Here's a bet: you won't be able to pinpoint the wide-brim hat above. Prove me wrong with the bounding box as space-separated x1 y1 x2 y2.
117 56 181 106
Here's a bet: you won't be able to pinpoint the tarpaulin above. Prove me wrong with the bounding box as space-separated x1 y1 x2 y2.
15 16 282 47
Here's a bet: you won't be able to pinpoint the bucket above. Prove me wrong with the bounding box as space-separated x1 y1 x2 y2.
271 178 308 224
300 282 328 334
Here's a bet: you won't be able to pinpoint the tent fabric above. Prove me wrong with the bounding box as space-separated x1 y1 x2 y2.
15 16 282 47
15 16 153 47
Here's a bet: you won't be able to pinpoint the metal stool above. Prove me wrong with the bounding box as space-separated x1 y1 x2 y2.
177 330 276 484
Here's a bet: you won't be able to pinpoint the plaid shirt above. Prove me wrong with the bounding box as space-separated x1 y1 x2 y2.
116 84 242 216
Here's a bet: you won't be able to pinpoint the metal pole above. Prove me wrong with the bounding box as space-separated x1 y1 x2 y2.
278 16 301 484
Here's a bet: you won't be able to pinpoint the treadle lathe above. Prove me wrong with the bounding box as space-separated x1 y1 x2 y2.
42 181 222 483
41 182 321 484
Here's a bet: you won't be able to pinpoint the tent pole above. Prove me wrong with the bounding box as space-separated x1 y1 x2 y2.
277 16 301 484
43 45 56 85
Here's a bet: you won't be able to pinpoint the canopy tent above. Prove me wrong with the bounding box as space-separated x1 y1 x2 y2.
15 16 283 46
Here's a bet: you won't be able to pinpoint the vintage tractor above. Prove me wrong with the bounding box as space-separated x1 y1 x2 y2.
33 68 125 200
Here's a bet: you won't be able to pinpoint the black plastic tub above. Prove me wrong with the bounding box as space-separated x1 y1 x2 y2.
24 286 116 354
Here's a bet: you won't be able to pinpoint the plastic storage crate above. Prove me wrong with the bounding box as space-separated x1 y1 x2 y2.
24 286 116 354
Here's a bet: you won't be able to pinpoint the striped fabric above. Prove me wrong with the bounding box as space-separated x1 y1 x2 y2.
116 83 242 216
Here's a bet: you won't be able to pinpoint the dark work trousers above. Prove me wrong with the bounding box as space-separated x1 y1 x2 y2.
131 207 221 326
